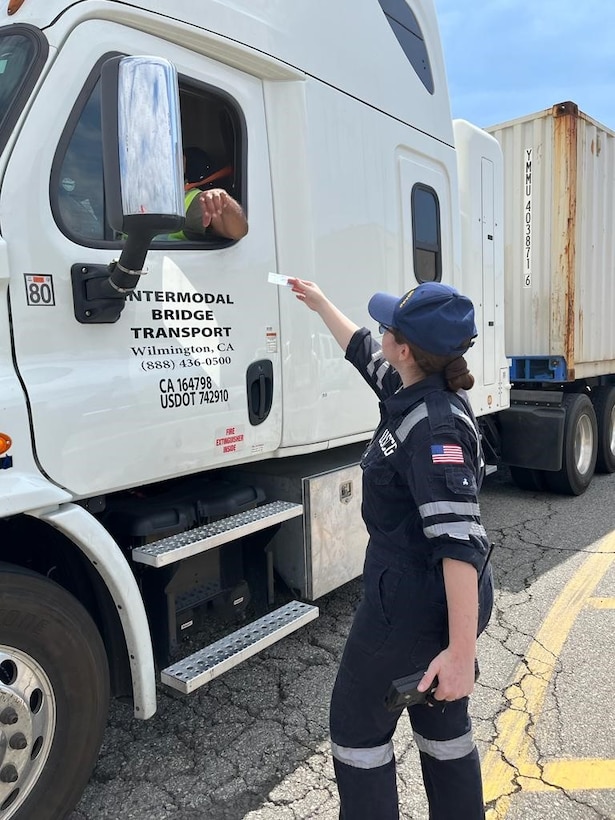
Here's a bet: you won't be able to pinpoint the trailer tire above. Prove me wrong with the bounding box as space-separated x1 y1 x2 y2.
0 569 109 820
509 466 546 492
544 393 597 495
591 386 615 473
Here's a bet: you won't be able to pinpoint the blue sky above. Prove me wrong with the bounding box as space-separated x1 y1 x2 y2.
435 0 615 129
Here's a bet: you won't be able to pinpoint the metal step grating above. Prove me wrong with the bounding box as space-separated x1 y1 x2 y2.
132 500 303 568
161 600 319 693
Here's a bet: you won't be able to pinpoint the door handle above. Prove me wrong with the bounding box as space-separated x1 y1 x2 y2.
246 360 274 425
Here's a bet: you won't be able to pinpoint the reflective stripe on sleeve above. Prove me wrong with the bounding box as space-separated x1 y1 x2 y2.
396 403 429 442
423 521 487 541
413 729 475 760
419 501 481 518
331 740 394 769
366 353 390 391
396 399 480 454
450 404 482 464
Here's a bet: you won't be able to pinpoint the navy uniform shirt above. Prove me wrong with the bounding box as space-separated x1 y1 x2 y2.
346 327 490 573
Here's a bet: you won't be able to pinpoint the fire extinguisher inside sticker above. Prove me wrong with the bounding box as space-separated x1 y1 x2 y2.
24 274 55 306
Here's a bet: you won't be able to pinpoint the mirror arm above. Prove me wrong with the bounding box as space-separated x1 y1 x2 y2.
107 231 155 293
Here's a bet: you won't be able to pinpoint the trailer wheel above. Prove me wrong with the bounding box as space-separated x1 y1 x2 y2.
509 466 546 492
544 393 597 495
0 569 109 820
591 386 615 473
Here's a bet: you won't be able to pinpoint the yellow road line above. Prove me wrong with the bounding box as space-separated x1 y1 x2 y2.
586 597 615 609
483 532 615 819
538 759 615 791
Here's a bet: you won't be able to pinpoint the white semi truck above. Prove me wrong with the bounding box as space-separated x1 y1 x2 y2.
2 2 611 819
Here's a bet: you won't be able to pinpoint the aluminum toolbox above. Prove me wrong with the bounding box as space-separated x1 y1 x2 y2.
230 442 369 600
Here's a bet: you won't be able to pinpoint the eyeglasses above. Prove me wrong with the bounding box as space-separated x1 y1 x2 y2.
379 323 393 335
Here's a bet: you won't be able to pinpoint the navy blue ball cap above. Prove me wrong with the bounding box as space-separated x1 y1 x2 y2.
368 282 477 357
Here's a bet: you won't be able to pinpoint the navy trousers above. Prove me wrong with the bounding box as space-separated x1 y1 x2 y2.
330 548 493 820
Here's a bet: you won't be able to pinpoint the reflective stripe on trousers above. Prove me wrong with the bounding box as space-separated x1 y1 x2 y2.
331 721 484 820
413 727 475 760
331 729 474 769
331 740 394 769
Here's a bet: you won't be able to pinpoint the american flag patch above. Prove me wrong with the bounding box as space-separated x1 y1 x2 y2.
431 444 464 464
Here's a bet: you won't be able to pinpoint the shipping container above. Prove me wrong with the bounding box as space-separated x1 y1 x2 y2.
485 102 615 494
488 101 615 381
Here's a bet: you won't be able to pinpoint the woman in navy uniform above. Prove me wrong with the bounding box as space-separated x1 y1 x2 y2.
291 278 494 820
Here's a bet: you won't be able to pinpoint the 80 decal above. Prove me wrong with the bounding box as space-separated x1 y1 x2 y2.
24 274 55 306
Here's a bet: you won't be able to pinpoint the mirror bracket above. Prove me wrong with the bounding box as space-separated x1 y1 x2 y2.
71 262 135 323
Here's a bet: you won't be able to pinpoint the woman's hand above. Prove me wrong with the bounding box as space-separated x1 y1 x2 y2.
289 278 329 312
417 647 476 703
288 278 359 352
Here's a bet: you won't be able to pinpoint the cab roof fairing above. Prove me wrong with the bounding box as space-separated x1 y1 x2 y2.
2 0 454 144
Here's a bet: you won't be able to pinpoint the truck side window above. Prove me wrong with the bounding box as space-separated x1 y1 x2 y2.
55 78 106 243
411 184 441 283
52 60 246 247
154 82 246 244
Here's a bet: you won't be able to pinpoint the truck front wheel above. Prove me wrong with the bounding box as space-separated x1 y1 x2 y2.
544 393 597 495
591 386 615 473
0 569 109 820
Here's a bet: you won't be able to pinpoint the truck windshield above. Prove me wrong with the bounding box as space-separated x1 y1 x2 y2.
0 26 48 151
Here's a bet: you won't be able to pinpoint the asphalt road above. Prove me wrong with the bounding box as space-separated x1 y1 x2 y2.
71 467 615 820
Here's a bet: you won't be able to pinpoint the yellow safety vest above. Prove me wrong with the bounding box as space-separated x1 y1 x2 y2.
168 189 202 240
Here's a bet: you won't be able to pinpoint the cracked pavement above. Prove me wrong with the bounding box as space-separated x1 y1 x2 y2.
70 468 615 819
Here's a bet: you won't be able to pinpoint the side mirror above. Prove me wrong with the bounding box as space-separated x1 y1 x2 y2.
72 55 185 323
102 55 185 239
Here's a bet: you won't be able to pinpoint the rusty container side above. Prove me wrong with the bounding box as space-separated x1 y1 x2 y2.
574 110 615 377
551 102 578 378
487 102 615 380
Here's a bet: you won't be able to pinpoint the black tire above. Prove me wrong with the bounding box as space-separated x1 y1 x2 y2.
544 393 597 495
591 386 615 473
0 570 109 820
509 466 546 492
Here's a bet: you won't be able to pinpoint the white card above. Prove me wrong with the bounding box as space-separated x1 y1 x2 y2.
268 272 291 287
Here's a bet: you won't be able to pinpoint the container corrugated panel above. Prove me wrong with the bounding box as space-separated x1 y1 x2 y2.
487 102 615 380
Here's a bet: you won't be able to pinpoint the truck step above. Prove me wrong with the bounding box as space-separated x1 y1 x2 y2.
132 500 303 568
161 600 319 693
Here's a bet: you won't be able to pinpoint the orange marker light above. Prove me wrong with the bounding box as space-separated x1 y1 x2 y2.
8 0 26 15
0 433 12 454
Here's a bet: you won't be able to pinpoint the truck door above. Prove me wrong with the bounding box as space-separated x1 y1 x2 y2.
453 118 507 413
2 20 280 496
397 148 453 291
